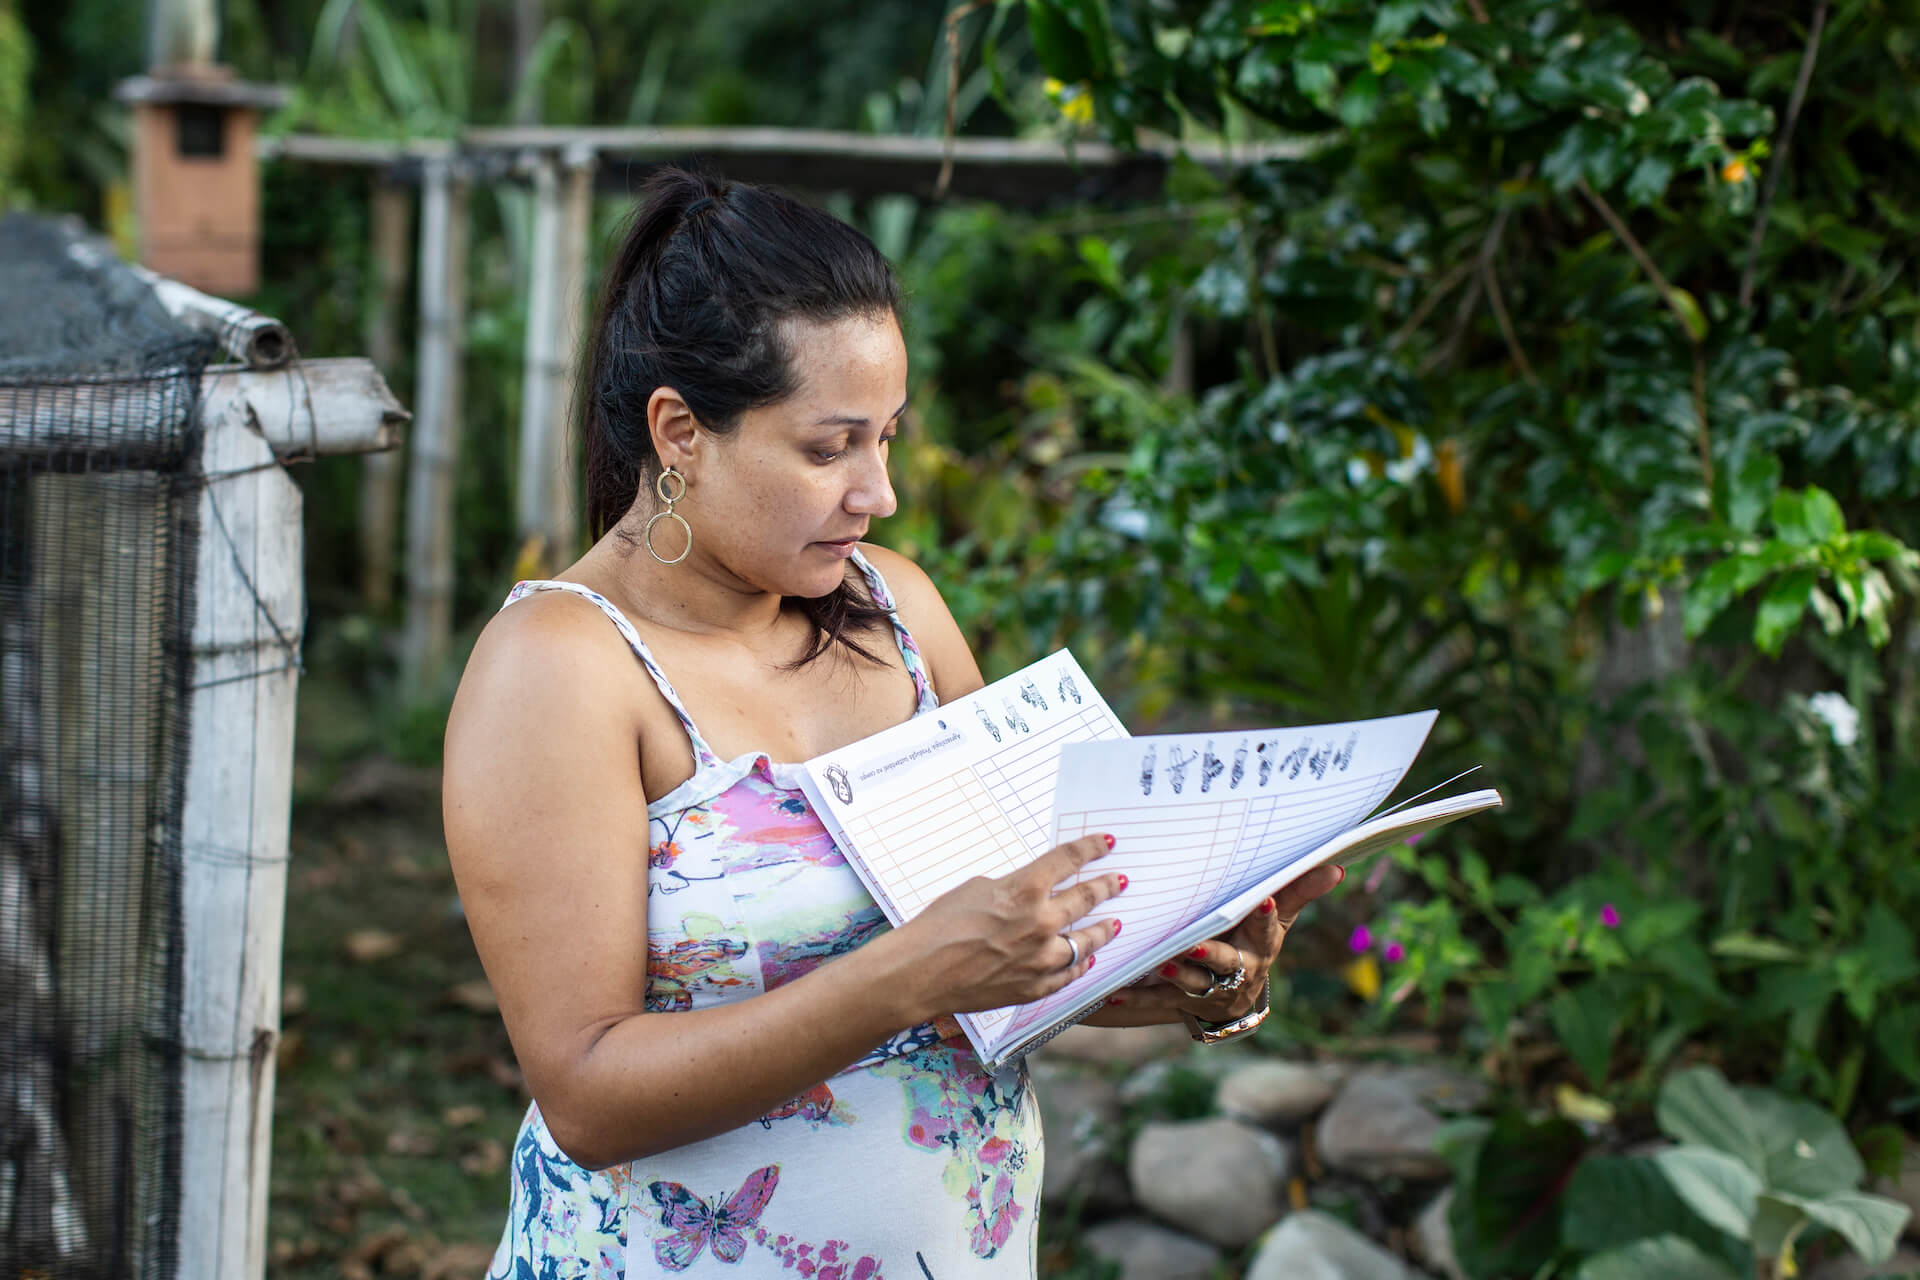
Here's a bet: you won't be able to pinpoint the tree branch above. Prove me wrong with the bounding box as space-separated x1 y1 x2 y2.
1740 0 1829 310
1577 178 1714 491
935 0 994 200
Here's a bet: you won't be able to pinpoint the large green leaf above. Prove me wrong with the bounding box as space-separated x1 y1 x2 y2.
1778 1190 1911 1264
1577 1234 1743 1280
1448 1111 1588 1279
1549 982 1619 1086
1654 1147 1762 1238
1754 567 1817 655
1739 1087 1864 1198
1563 1155 1740 1264
1658 1067 1767 1175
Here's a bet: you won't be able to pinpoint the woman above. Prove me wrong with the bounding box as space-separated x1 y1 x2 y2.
443 168 1341 1278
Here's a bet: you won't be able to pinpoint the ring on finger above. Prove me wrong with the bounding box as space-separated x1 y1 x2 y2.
1190 970 1221 999
1218 962 1248 993
1059 933 1082 971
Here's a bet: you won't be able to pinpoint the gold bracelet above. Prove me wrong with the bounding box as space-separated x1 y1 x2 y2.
1180 977 1270 1045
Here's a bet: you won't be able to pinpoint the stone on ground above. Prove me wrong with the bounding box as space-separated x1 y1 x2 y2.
1041 1021 1193 1067
1080 1217 1222 1280
1408 1189 1467 1280
1216 1059 1345 1128
1317 1064 1488 1180
1244 1209 1417 1280
1129 1116 1291 1248
1030 1057 1130 1213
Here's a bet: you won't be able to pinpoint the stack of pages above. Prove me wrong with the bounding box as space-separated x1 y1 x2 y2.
797 650 1502 1067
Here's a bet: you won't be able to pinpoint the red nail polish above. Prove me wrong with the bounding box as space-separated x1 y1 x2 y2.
1102 834 1115 850
1110 920 1122 937
1259 898 1276 915
1116 874 1128 891
1160 963 1178 979
1086 955 1095 969
1108 993 1125 1005
1190 946 1208 959
1336 865 1348 885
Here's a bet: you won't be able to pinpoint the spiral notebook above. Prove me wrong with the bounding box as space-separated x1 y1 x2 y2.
797 650 1502 1066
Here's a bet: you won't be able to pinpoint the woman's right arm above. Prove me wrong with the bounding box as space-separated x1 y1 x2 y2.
443 596 1122 1170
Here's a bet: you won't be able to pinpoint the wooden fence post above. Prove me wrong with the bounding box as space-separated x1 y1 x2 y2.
401 153 469 692
514 145 595 572
359 176 412 611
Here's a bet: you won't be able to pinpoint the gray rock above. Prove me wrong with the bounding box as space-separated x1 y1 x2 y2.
1803 1246 1920 1280
1317 1065 1488 1180
1408 1189 1467 1280
1217 1060 1346 1128
1030 1058 1130 1213
1244 1209 1416 1280
1044 1021 1194 1067
1129 1116 1290 1248
1080 1218 1222 1280
1119 1053 1234 1107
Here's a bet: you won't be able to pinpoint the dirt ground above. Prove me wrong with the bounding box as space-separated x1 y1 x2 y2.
270 677 520 1279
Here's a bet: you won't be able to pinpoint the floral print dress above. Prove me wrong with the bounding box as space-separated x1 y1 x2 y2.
488 551 1043 1279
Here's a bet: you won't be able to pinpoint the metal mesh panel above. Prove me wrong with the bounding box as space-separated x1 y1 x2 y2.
1 213 213 1279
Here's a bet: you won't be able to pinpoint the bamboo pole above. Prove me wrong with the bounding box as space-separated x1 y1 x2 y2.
400 155 471 691
556 146 594 557
514 151 565 571
360 179 413 610
172 381 303 1280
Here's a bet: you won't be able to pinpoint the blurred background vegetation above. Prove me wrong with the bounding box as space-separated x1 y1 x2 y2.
5 0 1917 1275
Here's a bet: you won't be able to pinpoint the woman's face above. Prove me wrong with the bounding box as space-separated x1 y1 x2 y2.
681 311 906 600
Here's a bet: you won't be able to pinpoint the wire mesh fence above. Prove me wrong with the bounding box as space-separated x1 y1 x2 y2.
1 212 216 1279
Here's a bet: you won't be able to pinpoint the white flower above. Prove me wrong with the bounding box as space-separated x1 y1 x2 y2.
1807 691 1860 747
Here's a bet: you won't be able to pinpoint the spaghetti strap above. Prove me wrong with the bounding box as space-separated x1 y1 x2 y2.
848 547 941 714
499 580 724 769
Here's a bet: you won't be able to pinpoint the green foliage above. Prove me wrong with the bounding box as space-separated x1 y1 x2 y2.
984 0 1920 1126
1446 1066 1911 1279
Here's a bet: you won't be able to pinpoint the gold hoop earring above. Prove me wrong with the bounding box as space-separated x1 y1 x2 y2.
644 466 691 565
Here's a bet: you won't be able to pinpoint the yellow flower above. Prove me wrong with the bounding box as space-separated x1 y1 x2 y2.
1721 157 1749 183
1045 77 1095 124
1341 953 1382 1001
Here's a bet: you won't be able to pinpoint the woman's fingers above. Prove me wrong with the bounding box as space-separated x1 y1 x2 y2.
1038 916 1122 992
1269 863 1344 934
1021 833 1113 893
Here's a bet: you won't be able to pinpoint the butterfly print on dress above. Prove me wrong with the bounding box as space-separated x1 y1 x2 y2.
645 1165 780 1270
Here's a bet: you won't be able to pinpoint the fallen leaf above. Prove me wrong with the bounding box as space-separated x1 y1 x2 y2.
275 1030 305 1071
446 980 498 1014
349 1225 409 1265
385 1130 436 1157
422 1244 498 1280
344 929 404 963
441 1104 484 1129
459 1138 506 1176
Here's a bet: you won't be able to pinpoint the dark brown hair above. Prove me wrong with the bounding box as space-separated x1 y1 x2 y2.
580 167 902 666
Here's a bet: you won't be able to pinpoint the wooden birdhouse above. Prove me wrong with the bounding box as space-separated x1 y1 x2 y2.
116 69 287 297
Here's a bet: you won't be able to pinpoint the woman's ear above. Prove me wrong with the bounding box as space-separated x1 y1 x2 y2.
646 388 699 473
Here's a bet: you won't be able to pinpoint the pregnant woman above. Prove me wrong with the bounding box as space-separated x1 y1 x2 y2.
442 167 1341 1277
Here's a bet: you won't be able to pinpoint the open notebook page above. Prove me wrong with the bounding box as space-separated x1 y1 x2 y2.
978 712 1444 1056
794 649 1129 1057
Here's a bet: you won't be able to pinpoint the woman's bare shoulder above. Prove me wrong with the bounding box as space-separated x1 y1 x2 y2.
446 589 647 781
857 543 985 700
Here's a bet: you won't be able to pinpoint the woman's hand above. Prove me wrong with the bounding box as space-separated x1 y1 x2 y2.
899 833 1125 1019
1111 862 1345 1022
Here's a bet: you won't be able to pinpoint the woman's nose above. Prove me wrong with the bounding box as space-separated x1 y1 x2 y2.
846 451 897 518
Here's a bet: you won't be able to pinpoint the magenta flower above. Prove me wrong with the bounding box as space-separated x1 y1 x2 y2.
1348 924 1373 954
1600 903 1621 929
1383 940 1405 963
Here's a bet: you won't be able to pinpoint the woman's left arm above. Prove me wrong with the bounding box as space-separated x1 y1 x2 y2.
861 543 1340 1030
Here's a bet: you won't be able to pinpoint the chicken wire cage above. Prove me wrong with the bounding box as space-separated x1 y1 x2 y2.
0 213 403 1279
